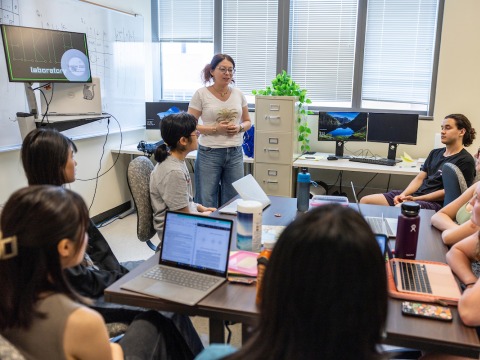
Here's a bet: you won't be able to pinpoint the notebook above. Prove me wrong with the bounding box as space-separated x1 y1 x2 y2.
40 77 102 117
350 181 398 238
219 174 271 215
121 211 233 306
388 258 461 305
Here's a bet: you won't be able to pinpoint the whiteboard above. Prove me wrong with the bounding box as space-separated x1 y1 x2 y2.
0 0 145 151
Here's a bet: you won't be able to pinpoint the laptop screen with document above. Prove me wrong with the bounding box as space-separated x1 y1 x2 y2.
159 211 232 277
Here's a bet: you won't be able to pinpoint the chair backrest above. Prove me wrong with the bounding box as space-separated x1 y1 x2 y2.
442 162 468 206
0 335 26 360
127 156 156 244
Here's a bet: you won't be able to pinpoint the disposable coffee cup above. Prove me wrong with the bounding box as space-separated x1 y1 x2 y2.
236 200 262 252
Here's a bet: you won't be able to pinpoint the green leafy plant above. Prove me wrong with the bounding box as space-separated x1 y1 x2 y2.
252 70 313 152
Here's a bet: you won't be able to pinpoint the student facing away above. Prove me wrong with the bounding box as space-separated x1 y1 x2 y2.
197 204 388 360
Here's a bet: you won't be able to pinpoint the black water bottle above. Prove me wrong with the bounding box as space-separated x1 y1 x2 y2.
297 168 311 212
395 202 421 259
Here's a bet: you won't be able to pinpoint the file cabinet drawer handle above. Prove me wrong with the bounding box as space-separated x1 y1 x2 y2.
264 148 280 152
264 115 281 120
263 180 278 184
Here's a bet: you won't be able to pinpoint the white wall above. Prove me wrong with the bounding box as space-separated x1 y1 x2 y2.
1 0 478 210
0 0 151 217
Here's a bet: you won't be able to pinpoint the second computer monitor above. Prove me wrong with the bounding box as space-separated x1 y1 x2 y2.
367 113 419 161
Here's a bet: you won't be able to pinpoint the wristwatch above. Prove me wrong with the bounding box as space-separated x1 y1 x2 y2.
238 124 245 133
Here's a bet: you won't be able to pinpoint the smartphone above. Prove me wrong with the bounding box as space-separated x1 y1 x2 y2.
401 301 452 321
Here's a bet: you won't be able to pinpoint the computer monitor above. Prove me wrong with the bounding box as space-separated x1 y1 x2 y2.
146 101 189 130
318 112 367 157
367 113 419 161
1 24 92 83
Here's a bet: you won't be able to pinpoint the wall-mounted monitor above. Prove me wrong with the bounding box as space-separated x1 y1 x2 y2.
318 112 368 157
367 113 419 161
1 24 92 83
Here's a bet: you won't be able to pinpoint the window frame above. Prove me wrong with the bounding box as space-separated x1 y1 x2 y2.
152 0 445 117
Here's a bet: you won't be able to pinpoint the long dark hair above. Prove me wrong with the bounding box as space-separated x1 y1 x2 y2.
21 128 77 186
445 114 476 147
0 186 90 330
228 205 388 360
201 53 236 84
154 113 197 163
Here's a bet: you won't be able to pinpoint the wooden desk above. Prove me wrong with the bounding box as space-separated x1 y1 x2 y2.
105 200 480 357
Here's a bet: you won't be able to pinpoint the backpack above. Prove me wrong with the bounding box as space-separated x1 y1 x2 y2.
242 125 254 158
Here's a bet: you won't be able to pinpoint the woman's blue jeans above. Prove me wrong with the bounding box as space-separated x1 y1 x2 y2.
194 145 244 208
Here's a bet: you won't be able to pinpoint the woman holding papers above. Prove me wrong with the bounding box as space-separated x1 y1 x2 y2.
196 204 388 360
150 113 216 244
188 53 252 208
0 186 196 360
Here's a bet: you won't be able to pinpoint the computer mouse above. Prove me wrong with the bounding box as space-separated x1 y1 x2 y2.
327 156 338 160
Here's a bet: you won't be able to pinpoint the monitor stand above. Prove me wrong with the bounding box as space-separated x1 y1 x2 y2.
333 140 351 159
387 143 401 163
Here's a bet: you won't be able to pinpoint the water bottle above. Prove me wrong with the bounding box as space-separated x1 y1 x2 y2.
297 168 311 212
395 202 421 259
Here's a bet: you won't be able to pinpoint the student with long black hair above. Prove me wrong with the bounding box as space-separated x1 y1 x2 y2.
0 186 195 360
20 128 204 356
197 204 388 360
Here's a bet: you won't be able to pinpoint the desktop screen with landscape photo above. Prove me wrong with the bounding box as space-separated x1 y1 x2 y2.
318 112 368 142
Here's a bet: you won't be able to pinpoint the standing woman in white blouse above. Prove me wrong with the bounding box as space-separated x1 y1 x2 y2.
188 53 252 208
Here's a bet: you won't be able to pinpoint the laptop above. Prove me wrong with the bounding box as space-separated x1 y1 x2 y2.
390 258 461 302
121 211 233 306
350 181 398 238
219 174 271 215
40 77 102 118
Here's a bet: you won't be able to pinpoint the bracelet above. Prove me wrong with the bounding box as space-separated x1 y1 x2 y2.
212 125 217 134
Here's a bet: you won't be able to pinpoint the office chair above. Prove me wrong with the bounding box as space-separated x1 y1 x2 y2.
442 162 468 206
127 156 157 251
0 335 25 360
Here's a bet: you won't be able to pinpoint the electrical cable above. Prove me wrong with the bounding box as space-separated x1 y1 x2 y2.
76 113 123 181
87 118 110 211
357 173 379 197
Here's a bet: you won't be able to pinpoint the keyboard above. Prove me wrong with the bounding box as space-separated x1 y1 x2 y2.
399 262 432 294
143 266 220 291
349 157 397 166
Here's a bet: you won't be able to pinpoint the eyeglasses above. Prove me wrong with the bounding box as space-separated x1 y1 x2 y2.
217 67 235 75
189 130 201 137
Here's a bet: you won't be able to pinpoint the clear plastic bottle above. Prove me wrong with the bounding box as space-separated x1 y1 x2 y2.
297 168 311 212
395 202 421 259
256 239 276 305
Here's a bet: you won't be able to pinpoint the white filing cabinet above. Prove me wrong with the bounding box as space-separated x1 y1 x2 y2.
254 96 301 197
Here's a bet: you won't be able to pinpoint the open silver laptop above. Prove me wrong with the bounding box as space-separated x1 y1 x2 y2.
219 174 271 215
121 211 233 306
391 258 461 302
350 181 398 238
40 77 102 118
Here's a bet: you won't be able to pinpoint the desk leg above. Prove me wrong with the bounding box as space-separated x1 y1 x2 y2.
209 319 225 344
118 153 136 219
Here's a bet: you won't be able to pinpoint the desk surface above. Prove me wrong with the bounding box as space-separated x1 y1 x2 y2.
293 152 422 176
105 199 480 357
113 143 255 163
